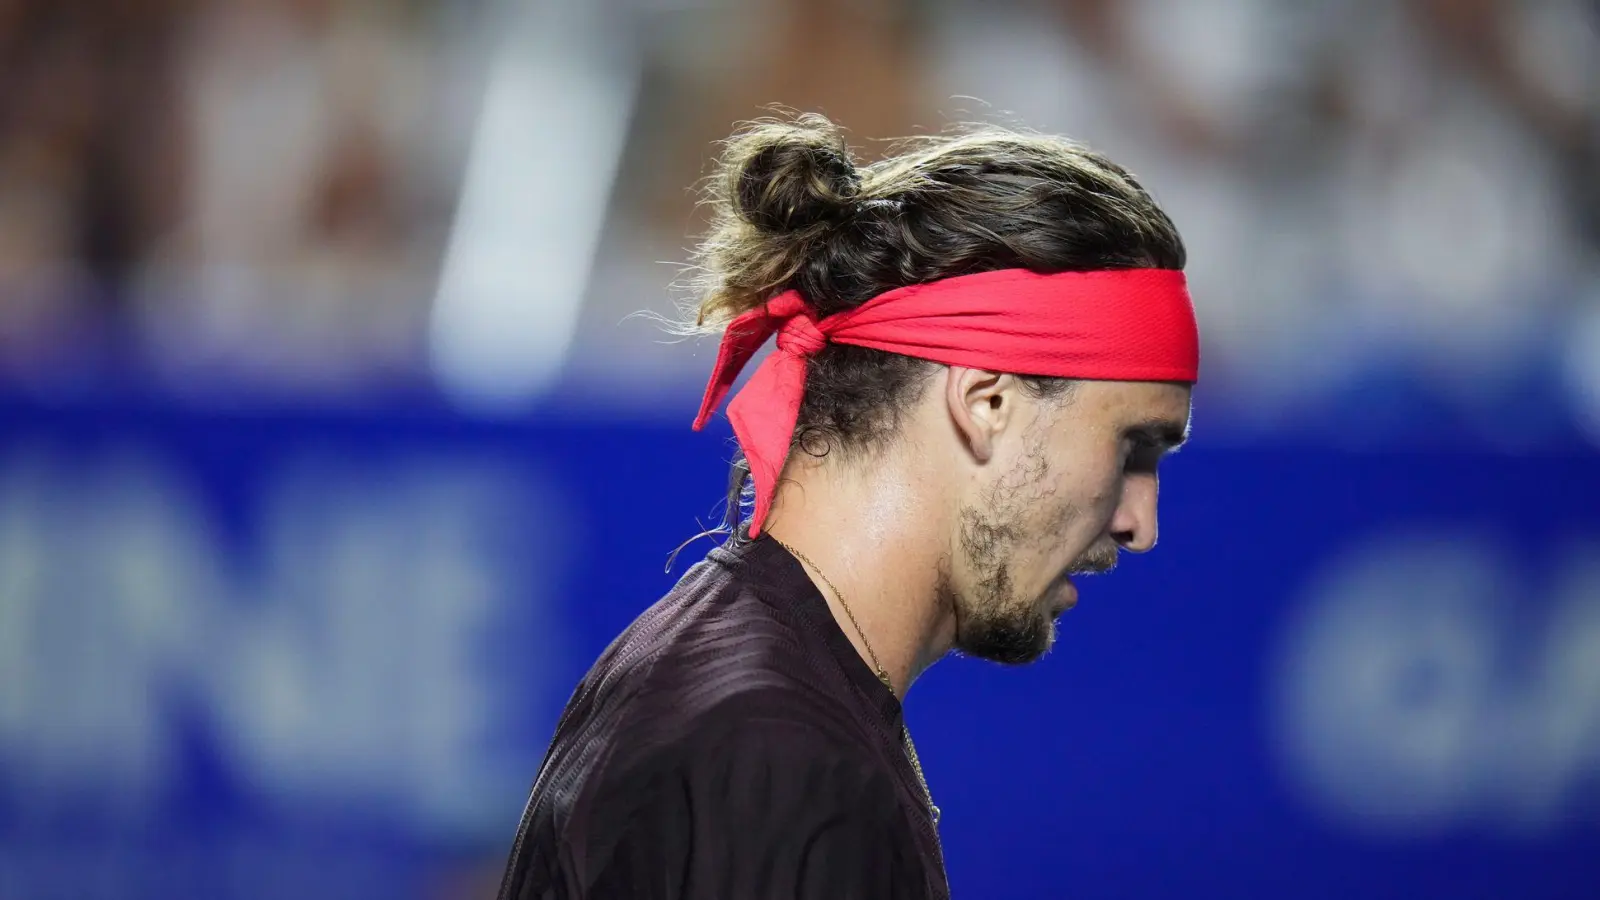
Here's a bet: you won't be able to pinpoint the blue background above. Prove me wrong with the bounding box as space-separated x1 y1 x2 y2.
2 394 1595 899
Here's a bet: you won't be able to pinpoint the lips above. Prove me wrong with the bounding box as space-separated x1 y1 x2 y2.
1050 577 1079 614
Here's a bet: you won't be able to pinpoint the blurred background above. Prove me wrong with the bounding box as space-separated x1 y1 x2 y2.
0 0 1596 897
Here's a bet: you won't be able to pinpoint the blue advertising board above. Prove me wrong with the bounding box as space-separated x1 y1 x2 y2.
0 397 1595 898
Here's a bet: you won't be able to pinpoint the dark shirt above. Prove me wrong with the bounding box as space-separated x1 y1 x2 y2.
498 532 949 899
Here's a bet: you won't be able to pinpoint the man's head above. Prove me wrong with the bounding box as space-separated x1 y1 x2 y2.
688 112 1192 664
930 372 1190 664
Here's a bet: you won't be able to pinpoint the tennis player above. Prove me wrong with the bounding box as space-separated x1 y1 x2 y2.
498 112 1198 900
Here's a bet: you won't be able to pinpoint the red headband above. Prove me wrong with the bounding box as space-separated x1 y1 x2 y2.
693 267 1199 536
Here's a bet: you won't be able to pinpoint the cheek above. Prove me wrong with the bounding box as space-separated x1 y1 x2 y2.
1063 452 1126 523
1029 474 1109 561
1030 439 1121 541
1091 470 1126 519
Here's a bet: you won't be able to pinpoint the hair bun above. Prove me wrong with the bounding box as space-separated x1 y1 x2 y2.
730 114 861 234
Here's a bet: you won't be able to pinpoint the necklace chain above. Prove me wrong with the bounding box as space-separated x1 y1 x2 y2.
772 536 941 827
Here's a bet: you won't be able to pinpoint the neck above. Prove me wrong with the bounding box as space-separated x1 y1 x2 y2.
762 451 954 697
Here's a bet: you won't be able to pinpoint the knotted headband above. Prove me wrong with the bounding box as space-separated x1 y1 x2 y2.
693 267 1199 536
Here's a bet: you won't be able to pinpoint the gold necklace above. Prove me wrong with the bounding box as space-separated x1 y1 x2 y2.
772 536 941 827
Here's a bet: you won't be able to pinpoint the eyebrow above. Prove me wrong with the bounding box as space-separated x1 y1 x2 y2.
1123 418 1190 452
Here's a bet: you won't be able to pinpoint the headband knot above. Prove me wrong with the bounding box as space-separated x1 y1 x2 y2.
774 311 828 357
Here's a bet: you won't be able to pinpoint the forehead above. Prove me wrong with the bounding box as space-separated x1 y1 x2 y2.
1069 380 1192 431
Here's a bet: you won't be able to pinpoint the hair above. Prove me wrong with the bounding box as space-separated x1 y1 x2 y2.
683 112 1185 531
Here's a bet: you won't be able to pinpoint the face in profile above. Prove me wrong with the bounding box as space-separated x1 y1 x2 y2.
944 380 1191 664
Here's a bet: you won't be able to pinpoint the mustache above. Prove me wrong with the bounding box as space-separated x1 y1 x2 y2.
1068 546 1119 575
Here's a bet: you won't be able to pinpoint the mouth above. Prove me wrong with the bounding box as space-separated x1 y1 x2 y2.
1048 552 1117 615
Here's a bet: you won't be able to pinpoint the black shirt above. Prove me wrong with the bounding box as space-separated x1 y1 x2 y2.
498 532 950 899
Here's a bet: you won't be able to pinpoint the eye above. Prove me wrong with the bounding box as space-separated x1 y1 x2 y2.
1123 437 1164 474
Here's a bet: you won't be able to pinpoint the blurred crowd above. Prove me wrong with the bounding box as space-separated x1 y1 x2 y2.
587 0 1600 439
0 0 468 397
1 0 1597 435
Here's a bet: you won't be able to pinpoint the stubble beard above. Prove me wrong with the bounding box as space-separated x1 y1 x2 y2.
942 448 1079 666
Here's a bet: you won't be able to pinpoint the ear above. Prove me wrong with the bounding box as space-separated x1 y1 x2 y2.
944 367 1019 464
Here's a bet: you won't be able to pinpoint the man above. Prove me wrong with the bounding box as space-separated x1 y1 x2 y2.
499 113 1197 899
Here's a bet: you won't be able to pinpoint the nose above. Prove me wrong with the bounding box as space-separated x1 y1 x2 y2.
1110 471 1159 553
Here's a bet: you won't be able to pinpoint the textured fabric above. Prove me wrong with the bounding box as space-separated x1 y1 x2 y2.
692 267 1200 535
497 533 949 900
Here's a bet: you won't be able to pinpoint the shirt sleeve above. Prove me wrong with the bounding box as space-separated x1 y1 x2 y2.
575 716 927 900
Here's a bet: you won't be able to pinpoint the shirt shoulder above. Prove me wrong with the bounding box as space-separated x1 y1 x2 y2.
594 558 874 750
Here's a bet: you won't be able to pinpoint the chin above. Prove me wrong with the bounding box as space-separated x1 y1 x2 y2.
953 608 1056 665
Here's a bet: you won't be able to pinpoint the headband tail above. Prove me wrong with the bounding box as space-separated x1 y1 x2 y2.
693 304 782 431
727 347 810 537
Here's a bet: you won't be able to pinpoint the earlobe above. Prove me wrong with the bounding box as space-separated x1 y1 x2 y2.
945 367 1011 464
